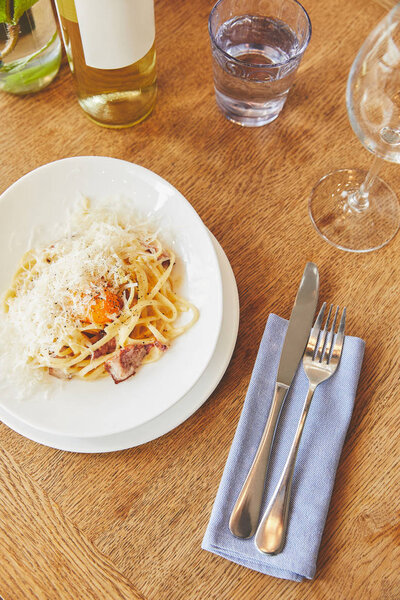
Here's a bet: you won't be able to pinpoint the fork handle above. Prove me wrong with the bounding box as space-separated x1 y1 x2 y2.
229 383 289 539
255 383 316 554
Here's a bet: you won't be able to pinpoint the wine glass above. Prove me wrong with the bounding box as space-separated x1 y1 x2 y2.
309 5 400 252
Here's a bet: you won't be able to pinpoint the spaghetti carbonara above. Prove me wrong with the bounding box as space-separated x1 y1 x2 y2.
1 199 198 385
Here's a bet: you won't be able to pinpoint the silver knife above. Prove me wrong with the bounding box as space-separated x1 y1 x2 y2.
229 262 319 539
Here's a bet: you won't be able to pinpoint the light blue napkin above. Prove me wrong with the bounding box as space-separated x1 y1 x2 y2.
202 313 365 581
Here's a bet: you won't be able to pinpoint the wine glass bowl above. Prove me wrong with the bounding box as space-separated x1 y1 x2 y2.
309 5 400 252
347 7 400 163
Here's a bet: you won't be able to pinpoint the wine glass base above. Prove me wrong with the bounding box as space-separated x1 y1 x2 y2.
309 169 400 252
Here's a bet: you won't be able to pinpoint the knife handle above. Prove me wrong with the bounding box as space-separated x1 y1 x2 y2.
229 383 289 539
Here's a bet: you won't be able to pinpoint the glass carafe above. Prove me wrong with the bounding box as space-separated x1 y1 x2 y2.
0 0 62 95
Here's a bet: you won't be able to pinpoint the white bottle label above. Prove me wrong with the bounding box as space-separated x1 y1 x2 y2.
74 0 155 70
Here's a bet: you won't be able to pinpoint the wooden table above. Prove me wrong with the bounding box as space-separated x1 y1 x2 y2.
1 0 399 598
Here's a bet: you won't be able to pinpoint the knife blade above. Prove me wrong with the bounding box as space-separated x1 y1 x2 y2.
229 262 319 538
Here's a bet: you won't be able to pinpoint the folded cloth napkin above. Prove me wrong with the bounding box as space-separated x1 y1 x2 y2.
202 313 365 581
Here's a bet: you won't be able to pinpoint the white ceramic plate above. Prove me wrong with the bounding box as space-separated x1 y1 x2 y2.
0 234 239 452
0 157 223 438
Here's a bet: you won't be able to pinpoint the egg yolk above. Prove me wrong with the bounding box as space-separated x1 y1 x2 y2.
82 290 122 325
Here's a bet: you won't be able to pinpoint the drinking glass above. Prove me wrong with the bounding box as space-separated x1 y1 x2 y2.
309 5 400 252
208 0 311 127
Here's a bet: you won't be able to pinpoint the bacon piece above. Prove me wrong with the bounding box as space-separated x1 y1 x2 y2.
49 367 72 380
154 340 168 352
92 337 116 359
105 344 151 384
143 243 173 268
105 342 168 384
160 251 175 269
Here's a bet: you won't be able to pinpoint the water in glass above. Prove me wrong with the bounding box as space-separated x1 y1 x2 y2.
212 15 301 126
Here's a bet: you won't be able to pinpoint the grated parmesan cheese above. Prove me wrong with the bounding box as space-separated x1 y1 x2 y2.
0 200 160 395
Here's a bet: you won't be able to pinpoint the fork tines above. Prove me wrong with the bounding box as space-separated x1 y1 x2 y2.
308 303 346 364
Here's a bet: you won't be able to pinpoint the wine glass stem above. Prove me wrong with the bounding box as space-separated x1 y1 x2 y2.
347 155 384 212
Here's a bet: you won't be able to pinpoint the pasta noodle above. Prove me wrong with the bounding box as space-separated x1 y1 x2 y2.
1 199 199 384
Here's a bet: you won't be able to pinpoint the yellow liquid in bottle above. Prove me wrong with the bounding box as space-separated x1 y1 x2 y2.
58 10 157 128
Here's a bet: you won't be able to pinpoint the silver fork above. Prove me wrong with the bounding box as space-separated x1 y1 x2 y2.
255 303 346 555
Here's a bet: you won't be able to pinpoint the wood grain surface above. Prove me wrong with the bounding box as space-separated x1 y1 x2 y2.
1 0 399 599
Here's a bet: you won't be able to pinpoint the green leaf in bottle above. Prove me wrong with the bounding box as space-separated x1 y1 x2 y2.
0 0 40 61
12 0 39 24
0 0 61 94
0 1 12 23
0 0 39 25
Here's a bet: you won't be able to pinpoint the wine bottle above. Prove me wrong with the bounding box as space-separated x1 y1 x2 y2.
55 0 157 128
